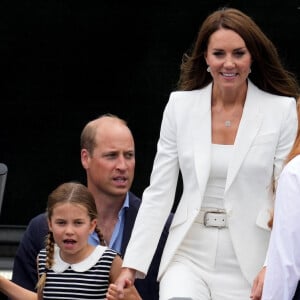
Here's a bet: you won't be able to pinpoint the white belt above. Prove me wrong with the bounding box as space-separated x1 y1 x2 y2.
197 208 228 228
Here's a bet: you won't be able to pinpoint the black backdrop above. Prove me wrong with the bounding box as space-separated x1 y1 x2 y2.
1 0 299 225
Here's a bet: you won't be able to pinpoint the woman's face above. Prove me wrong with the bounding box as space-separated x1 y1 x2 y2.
205 28 252 92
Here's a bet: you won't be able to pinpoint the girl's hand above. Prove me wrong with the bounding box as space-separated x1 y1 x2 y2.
114 268 136 299
106 283 118 300
106 279 142 300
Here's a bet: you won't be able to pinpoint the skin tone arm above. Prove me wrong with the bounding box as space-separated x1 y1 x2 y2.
0 257 140 300
0 276 37 300
108 257 141 300
113 268 138 299
106 280 141 300
250 266 266 300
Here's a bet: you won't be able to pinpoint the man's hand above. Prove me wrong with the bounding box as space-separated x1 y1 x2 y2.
250 266 266 300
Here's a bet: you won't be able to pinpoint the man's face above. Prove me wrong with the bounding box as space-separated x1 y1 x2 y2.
84 121 135 198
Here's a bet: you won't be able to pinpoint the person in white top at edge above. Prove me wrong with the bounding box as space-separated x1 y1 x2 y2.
112 7 300 300
261 100 300 300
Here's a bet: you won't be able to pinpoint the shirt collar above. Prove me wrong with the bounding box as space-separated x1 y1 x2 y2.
51 244 107 273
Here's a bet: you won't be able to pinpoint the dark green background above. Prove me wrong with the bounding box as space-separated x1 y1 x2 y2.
1 0 299 225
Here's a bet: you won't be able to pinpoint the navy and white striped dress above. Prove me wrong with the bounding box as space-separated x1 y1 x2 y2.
38 245 118 299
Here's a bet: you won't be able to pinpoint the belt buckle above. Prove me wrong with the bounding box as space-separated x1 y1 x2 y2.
203 210 226 228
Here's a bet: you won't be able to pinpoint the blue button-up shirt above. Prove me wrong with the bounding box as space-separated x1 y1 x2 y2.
88 193 129 253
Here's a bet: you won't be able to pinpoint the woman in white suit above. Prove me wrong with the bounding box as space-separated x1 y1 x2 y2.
114 7 300 300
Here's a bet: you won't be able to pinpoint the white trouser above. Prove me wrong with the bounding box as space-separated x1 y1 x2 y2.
159 213 251 300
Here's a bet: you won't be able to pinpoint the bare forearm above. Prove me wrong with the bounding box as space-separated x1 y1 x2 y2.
114 268 138 299
0 276 37 300
107 280 142 300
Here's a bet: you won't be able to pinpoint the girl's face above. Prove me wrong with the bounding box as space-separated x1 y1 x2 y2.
48 202 97 264
205 28 252 92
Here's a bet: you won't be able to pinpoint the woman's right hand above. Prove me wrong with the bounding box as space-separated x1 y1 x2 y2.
106 280 142 300
114 268 137 299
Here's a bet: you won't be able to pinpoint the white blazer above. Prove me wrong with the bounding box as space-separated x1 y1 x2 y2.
123 80 298 284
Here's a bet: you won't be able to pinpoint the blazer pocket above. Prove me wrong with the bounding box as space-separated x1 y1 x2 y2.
256 208 272 231
170 205 188 229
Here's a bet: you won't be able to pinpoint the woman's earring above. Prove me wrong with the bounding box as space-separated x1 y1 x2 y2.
249 68 252 73
207 66 211 72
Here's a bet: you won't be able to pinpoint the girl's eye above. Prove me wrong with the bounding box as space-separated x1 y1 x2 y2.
56 220 66 225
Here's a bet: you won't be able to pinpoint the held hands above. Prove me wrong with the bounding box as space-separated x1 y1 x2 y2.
250 266 266 300
111 268 137 299
106 283 121 300
106 279 141 300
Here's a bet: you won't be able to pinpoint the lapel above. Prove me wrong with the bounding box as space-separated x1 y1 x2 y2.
190 81 264 199
191 84 213 199
225 80 263 192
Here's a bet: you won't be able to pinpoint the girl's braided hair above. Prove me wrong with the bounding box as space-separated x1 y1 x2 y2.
36 182 105 294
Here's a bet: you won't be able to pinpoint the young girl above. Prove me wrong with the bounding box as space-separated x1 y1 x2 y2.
0 182 141 300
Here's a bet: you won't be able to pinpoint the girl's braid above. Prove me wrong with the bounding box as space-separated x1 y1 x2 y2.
36 231 55 293
94 226 106 246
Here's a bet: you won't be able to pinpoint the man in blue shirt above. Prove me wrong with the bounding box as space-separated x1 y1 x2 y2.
11 114 173 300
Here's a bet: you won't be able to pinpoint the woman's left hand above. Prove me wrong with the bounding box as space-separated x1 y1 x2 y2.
250 266 266 300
